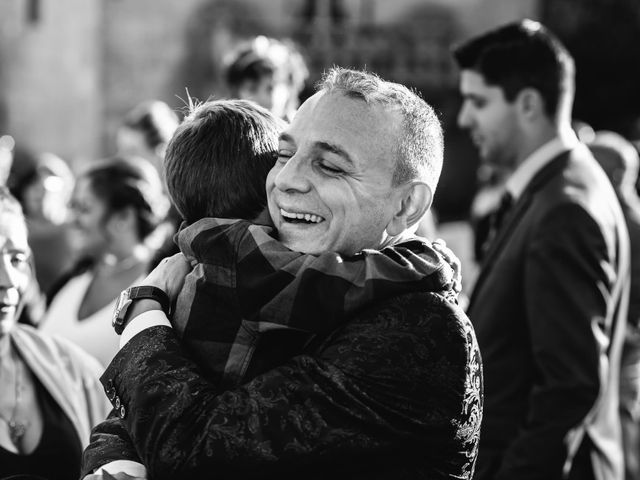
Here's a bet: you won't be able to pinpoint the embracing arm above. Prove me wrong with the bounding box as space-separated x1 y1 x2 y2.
81 409 144 478
101 294 480 480
496 204 622 478
81 255 191 479
183 219 458 331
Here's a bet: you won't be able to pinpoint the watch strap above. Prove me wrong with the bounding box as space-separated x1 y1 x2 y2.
127 285 171 315
113 286 171 335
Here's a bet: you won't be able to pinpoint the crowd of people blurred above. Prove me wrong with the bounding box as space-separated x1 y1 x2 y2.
0 17 639 480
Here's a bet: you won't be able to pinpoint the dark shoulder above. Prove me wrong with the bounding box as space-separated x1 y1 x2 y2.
529 150 621 236
314 291 482 470
540 149 615 206
318 291 479 389
345 291 472 343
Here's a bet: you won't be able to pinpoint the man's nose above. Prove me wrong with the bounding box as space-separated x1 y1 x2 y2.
457 102 472 129
274 154 312 193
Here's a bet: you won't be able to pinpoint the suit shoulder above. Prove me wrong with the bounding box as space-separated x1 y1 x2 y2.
334 292 480 382
540 149 615 203
352 291 472 335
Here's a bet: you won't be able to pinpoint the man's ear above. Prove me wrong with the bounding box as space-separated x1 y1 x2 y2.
386 181 432 236
517 88 544 121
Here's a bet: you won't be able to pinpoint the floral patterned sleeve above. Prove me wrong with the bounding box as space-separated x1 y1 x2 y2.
98 292 482 480
81 409 141 476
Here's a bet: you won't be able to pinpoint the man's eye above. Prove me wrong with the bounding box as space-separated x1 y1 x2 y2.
320 163 343 174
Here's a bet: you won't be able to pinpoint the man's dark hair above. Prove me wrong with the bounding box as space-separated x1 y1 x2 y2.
164 99 284 224
452 19 574 120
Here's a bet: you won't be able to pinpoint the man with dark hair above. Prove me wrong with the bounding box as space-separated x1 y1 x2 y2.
81 67 482 479
453 20 629 480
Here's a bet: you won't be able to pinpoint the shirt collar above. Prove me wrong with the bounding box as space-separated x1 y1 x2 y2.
505 130 580 200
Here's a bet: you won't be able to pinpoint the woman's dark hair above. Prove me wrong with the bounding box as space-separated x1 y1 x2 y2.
225 49 276 95
82 156 168 240
121 100 179 151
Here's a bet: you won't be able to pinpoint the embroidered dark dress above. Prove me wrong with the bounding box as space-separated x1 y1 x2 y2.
0 376 82 480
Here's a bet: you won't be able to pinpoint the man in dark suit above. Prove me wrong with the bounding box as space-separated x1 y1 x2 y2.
453 20 630 480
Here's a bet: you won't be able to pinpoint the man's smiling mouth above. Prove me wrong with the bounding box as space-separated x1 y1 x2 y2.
280 208 325 224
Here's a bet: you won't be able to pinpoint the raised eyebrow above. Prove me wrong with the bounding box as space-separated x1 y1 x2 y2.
314 141 354 166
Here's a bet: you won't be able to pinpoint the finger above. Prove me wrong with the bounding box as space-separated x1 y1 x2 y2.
432 238 447 247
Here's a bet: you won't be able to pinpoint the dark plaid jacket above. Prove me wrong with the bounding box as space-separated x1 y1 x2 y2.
173 217 458 388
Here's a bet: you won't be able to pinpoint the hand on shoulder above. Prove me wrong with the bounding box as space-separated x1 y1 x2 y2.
143 252 190 302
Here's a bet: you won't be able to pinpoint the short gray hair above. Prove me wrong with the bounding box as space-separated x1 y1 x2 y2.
318 67 444 193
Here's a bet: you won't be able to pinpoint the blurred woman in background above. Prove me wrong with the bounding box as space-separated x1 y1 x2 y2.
41 156 169 367
224 35 309 122
116 100 179 175
11 151 78 296
0 186 109 480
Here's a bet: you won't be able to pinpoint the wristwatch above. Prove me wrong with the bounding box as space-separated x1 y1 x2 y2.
112 285 171 335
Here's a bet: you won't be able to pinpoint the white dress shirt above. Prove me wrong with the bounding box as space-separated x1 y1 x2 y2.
505 130 580 201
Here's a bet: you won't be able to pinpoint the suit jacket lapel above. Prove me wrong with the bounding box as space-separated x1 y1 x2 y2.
468 152 572 310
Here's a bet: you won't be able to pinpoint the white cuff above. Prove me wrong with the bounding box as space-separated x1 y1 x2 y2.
96 459 147 477
119 310 172 349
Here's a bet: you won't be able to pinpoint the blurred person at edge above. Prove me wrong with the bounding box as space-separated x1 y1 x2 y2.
454 20 630 480
0 186 110 480
589 131 640 480
116 100 179 176
40 156 169 367
11 151 79 295
116 101 185 271
224 35 309 122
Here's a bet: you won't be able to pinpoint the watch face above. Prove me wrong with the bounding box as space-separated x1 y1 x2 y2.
112 289 133 331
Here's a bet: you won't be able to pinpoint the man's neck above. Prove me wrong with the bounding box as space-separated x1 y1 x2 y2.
505 122 577 200
514 121 568 167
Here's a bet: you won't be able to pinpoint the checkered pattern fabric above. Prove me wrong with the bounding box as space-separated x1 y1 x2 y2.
173 217 457 387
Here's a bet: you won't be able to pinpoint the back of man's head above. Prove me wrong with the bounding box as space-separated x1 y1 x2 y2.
319 67 444 197
589 130 640 193
164 99 284 224
452 19 574 122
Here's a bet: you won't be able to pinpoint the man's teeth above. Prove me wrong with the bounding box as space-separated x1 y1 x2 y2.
280 208 323 223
